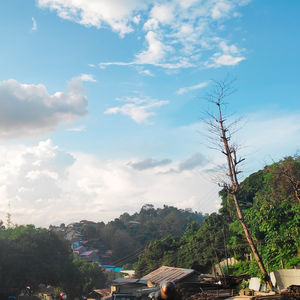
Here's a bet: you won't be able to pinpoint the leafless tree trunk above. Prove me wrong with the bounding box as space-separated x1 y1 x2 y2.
204 79 272 289
280 158 300 203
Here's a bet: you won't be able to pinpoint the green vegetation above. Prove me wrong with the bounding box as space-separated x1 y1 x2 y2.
0 225 106 297
134 156 300 277
77 205 206 264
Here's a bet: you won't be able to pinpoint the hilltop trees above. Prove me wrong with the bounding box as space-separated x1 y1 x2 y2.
244 156 300 270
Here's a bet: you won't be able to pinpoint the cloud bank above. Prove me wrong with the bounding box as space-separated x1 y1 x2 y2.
0 140 218 227
0 110 299 227
0 77 88 139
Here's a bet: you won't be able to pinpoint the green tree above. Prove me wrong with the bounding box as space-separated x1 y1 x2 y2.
0 225 74 291
69 259 106 297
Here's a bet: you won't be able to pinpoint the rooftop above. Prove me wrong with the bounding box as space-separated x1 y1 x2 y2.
141 266 195 285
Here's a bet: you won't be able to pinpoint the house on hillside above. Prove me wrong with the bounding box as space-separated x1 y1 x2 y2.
80 250 100 264
73 245 87 255
71 237 83 250
65 229 83 241
99 250 113 264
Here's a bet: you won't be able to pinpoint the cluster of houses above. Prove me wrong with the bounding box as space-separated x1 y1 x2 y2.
50 220 121 272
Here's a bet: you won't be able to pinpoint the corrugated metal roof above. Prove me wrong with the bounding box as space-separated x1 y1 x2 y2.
80 250 96 256
141 266 195 284
113 278 148 285
113 278 140 284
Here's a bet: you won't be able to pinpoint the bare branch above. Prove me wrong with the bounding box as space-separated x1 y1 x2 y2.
202 78 271 286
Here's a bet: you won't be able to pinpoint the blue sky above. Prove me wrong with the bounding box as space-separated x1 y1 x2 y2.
0 0 299 226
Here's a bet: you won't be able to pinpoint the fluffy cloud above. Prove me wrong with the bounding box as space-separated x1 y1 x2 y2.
80 73 96 82
135 31 171 65
205 40 245 68
211 0 233 19
38 0 250 69
207 54 245 67
104 96 169 123
37 0 149 36
0 140 219 227
0 77 88 139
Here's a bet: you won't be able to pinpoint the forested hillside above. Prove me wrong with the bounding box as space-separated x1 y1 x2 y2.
76 205 206 264
134 156 300 277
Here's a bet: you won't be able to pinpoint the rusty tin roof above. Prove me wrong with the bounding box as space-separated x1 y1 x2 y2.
141 266 195 284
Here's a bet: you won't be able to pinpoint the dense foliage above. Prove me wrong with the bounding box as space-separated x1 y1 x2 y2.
0 225 106 297
134 156 300 277
77 205 205 264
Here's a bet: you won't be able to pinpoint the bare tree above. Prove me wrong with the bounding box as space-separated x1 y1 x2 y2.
204 79 272 288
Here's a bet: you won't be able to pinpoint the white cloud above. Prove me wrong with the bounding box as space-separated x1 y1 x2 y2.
133 15 141 24
206 53 245 67
0 77 88 140
211 0 233 19
31 17 37 31
99 58 193 70
135 31 171 65
80 73 96 82
104 96 169 123
138 69 154 76
177 80 210 95
205 40 245 68
0 140 218 227
37 1 250 69
149 3 175 25
219 41 239 54
37 0 149 36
